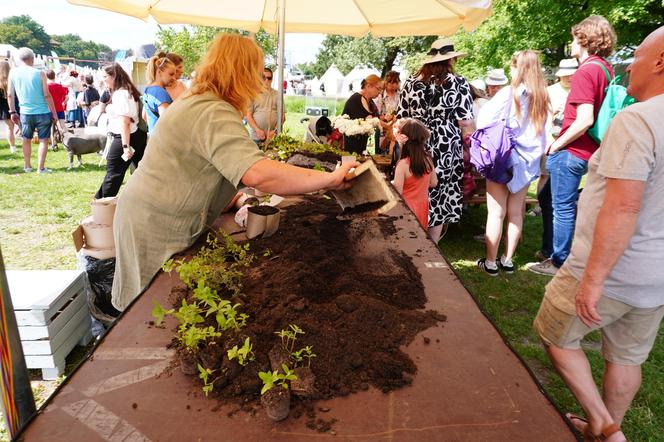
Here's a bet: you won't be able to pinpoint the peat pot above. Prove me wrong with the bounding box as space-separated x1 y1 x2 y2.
246 206 280 239
179 352 199 376
261 387 290 421
91 196 118 225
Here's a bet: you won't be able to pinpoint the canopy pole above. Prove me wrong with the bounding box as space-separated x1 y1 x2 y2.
276 0 286 134
0 245 36 438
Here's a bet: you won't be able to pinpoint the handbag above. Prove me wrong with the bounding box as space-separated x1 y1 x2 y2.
469 88 515 184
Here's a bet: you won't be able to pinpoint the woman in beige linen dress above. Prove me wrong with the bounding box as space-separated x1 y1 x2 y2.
111 34 356 311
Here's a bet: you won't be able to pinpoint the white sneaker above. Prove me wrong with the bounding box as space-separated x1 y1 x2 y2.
526 259 558 276
10 145 17 153
23 167 33 173
37 168 52 174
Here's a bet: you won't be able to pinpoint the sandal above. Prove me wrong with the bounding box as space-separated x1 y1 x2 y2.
566 413 622 441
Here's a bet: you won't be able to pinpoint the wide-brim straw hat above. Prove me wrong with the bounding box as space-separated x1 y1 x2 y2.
555 58 579 77
422 38 465 65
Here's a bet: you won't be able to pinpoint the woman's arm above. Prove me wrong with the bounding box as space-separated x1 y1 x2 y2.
428 169 438 188
158 102 170 115
241 159 358 194
120 116 132 158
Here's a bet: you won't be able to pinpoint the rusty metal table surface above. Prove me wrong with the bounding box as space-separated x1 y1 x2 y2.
19 197 576 441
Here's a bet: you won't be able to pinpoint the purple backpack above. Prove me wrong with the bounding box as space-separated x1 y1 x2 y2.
469 89 515 184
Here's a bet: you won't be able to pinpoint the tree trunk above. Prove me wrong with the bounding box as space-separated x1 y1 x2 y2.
381 47 400 78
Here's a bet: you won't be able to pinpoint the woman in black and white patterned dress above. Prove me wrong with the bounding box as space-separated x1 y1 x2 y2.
397 38 474 242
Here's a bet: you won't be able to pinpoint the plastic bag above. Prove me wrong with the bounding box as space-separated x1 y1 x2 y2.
77 252 120 327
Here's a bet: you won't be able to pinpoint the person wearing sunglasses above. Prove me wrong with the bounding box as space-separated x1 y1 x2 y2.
246 67 284 145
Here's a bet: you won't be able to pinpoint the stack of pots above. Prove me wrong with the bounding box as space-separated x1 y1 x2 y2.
80 197 117 259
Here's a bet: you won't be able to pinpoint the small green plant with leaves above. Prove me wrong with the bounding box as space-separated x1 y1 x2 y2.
275 324 305 353
291 345 316 368
227 337 255 366
198 364 216 397
258 364 298 395
151 300 174 326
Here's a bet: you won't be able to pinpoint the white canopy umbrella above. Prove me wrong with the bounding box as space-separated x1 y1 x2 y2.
67 0 492 130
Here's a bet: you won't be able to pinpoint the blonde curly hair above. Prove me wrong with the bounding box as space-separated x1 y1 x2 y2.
572 15 617 58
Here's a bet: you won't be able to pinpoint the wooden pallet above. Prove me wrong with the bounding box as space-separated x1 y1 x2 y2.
7 270 93 380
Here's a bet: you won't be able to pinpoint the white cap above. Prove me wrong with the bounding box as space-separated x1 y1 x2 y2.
470 79 486 91
485 68 508 86
555 58 579 77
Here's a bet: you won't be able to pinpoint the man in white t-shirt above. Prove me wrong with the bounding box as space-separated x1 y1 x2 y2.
533 26 664 442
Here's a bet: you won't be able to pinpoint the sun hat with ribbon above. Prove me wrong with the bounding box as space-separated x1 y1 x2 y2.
422 38 465 65
555 58 579 77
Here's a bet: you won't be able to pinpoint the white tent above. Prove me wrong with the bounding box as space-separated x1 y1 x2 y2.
342 65 380 97
319 64 344 97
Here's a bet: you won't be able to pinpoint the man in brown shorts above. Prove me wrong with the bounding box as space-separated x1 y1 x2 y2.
533 26 664 442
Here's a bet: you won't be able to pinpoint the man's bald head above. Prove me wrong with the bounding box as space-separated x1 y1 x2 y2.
627 26 664 101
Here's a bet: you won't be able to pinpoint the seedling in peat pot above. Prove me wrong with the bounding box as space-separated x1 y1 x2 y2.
227 337 255 366
291 345 317 368
259 364 298 395
275 324 305 353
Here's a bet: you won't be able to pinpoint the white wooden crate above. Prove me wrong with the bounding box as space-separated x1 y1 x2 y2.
7 270 94 380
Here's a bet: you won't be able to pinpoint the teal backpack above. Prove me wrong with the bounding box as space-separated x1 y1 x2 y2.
587 61 636 144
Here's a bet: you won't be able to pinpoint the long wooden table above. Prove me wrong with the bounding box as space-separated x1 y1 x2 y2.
20 197 576 441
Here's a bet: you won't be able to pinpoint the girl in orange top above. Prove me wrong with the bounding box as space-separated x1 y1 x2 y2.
392 118 438 229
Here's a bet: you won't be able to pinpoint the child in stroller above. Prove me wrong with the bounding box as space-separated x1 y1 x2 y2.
300 115 343 148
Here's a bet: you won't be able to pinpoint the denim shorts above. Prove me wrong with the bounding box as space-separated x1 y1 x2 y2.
20 113 52 140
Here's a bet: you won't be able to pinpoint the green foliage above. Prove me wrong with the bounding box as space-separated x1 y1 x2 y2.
275 324 305 353
197 363 216 397
156 25 277 75
170 231 254 295
310 34 436 77
265 133 349 161
151 300 174 326
258 364 298 395
227 337 255 366
0 15 51 54
452 0 664 81
291 345 316 368
181 325 220 350
52 33 112 67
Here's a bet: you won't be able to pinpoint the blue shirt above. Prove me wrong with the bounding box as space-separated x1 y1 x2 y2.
11 65 49 115
143 85 173 133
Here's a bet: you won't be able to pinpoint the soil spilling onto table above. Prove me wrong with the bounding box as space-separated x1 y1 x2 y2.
167 196 445 427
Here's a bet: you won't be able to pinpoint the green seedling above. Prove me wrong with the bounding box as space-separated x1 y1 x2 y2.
227 337 255 366
151 300 174 326
258 363 298 395
173 299 205 329
198 363 216 397
161 258 176 273
291 345 316 368
263 249 271 258
313 162 325 172
180 325 220 350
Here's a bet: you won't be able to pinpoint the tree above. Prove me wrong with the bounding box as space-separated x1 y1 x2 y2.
51 34 112 67
156 26 277 76
309 34 437 78
452 0 664 81
0 15 51 54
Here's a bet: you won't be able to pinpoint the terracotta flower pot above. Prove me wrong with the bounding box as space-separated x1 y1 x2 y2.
246 206 280 239
91 197 118 225
261 387 290 421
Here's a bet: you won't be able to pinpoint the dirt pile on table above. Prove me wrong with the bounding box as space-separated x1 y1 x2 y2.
166 196 446 423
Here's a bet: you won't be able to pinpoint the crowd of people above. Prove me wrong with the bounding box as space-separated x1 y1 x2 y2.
1 14 663 442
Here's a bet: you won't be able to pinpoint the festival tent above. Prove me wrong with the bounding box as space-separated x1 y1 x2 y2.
342 65 381 97
319 64 344 97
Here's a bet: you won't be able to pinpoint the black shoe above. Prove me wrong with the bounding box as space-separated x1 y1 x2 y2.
477 258 499 276
498 259 514 274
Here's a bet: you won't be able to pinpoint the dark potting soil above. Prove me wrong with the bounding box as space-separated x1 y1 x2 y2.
293 150 341 165
247 205 280 216
340 200 388 216
167 195 446 427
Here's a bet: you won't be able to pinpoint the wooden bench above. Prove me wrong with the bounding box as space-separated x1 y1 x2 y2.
7 270 93 380
466 176 539 209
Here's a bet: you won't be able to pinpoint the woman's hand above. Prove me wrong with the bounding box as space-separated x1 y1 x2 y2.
395 133 408 146
327 161 360 191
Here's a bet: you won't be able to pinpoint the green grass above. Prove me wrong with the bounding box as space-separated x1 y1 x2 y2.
442 203 664 441
1 133 662 440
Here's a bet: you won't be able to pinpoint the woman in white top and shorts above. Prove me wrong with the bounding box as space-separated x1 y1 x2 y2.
95 63 148 198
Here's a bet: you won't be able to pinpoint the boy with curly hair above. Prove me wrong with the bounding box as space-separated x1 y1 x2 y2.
529 15 617 276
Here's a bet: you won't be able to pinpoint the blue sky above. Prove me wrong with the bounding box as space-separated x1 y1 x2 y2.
0 0 325 64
